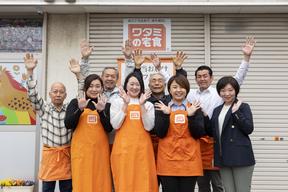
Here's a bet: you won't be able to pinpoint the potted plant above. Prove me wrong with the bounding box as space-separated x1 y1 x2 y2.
0 179 34 192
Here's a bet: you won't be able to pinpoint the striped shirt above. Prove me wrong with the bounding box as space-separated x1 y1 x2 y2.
27 78 72 147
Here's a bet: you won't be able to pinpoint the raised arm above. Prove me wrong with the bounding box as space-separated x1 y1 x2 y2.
70 40 93 97
132 49 146 80
234 37 256 86
24 53 46 117
152 51 188 85
80 39 93 79
69 58 84 97
173 51 188 78
122 39 135 82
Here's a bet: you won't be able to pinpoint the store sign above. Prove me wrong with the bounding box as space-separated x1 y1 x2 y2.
117 57 175 88
123 18 171 52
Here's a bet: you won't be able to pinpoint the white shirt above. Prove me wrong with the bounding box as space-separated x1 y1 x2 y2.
110 97 155 131
218 104 231 137
187 60 249 118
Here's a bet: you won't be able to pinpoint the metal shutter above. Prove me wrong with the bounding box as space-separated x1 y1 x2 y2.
88 13 205 85
210 14 288 191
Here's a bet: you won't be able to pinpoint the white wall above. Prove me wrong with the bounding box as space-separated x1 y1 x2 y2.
0 132 36 180
46 14 87 102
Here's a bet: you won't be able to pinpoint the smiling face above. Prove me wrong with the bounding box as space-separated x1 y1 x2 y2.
148 73 165 95
86 79 103 99
126 76 141 98
195 69 213 91
49 82 67 107
169 80 187 103
102 68 118 92
219 83 236 105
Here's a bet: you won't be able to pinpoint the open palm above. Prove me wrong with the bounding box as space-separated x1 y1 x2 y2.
242 37 256 56
69 58 80 74
24 53 37 71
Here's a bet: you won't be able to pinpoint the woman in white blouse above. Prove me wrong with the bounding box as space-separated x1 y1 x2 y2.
110 72 158 192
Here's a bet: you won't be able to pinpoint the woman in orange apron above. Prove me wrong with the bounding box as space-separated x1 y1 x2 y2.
110 72 158 192
154 75 206 192
65 74 113 192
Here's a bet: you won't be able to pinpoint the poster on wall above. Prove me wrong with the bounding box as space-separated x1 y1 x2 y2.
123 18 171 52
0 63 36 125
117 57 175 88
0 18 42 125
0 18 42 52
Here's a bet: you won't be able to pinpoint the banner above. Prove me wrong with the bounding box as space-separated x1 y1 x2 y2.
123 18 171 52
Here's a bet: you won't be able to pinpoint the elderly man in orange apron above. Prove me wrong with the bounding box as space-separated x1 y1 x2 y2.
25 53 72 192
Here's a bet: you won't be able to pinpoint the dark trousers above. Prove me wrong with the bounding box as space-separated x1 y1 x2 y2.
160 176 198 192
197 170 224 192
42 179 72 192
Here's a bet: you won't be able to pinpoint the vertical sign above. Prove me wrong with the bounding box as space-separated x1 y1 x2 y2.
123 18 171 52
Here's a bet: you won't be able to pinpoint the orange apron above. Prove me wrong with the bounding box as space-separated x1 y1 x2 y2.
38 145 71 181
157 109 203 176
111 104 158 192
71 108 111 192
200 136 219 170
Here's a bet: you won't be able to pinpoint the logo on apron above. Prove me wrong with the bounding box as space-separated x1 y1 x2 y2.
130 111 140 120
87 114 97 124
174 114 185 124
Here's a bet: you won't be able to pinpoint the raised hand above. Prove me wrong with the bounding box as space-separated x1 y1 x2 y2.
242 37 256 62
92 94 107 112
151 53 161 71
80 39 93 60
69 58 80 76
119 86 130 104
122 39 133 59
78 91 88 111
139 89 152 105
232 99 242 113
133 49 145 69
24 53 38 76
173 51 188 70
187 101 201 116
154 101 171 115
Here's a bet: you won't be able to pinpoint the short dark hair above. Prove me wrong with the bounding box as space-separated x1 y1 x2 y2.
195 65 213 77
216 76 240 97
123 72 145 98
167 75 190 97
83 74 104 92
102 67 119 80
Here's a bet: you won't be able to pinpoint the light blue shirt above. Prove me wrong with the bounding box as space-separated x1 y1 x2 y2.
169 99 188 112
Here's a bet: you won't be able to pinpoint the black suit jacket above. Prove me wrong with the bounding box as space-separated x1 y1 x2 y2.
206 102 255 167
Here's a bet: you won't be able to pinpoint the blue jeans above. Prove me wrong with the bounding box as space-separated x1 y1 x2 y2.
42 179 72 192
197 170 224 192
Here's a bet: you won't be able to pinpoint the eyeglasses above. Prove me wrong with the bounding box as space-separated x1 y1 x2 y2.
50 90 66 95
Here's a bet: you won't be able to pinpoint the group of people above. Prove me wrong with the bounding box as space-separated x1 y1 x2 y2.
24 37 256 192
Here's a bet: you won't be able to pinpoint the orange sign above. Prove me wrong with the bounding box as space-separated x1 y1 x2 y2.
124 18 171 52
128 24 166 51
